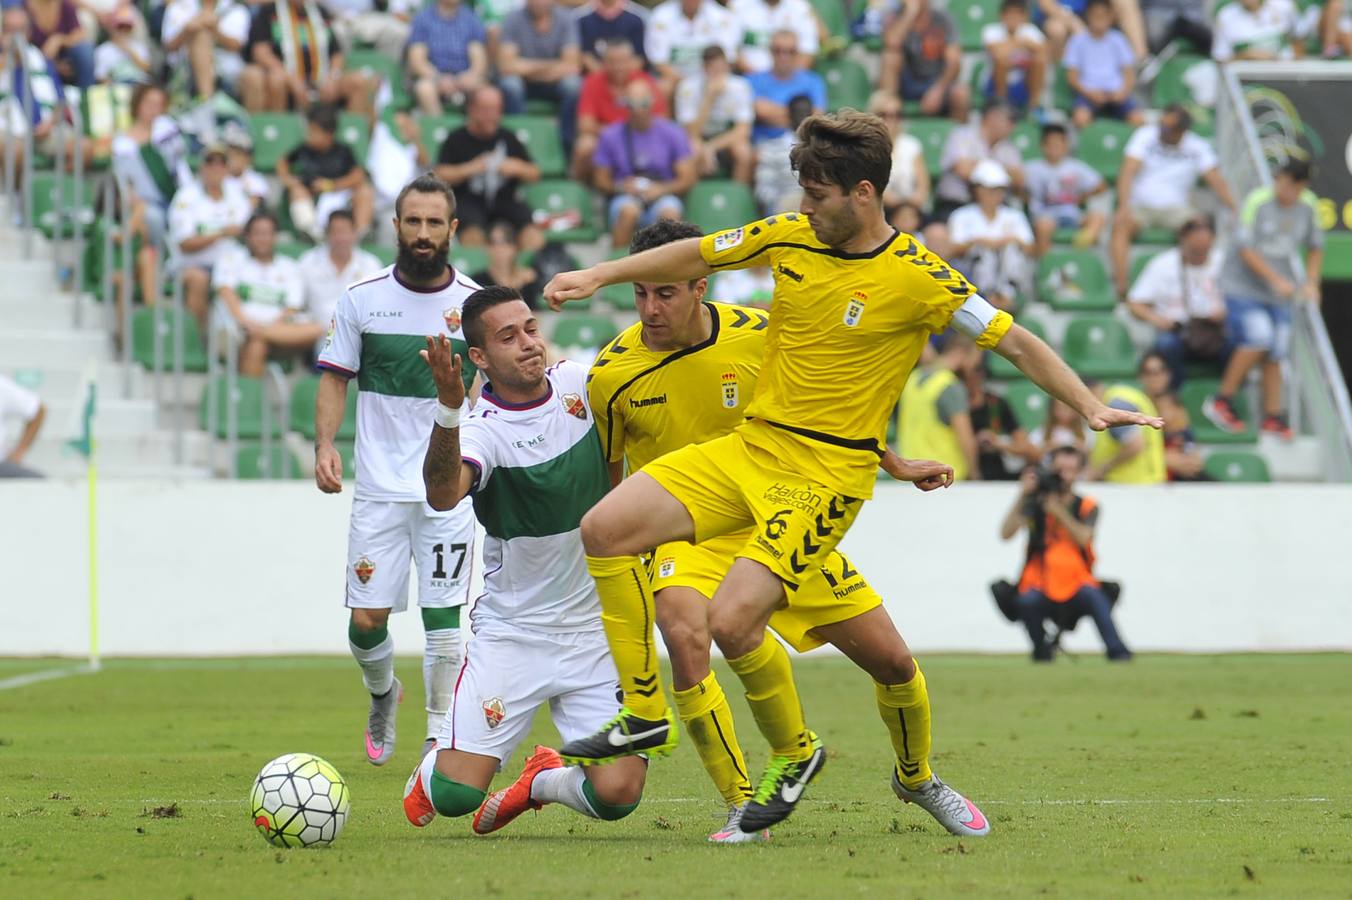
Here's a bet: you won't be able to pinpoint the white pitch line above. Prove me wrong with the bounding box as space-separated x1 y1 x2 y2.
0 665 94 691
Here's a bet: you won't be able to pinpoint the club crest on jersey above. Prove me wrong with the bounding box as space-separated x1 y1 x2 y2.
721 371 739 409
483 697 506 729
442 306 462 332
844 291 867 327
353 556 375 584
561 392 586 419
658 557 676 578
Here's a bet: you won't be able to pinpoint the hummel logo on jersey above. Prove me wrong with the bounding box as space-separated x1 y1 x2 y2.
777 263 804 283
607 725 668 747
630 394 667 408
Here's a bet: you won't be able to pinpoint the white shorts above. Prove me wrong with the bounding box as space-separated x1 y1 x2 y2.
438 626 620 768
344 497 475 611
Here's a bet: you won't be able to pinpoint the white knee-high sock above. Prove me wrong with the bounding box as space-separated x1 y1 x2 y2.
529 766 598 818
423 628 462 739
349 633 395 696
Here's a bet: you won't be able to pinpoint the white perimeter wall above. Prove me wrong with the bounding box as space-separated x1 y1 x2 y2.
3 481 1350 656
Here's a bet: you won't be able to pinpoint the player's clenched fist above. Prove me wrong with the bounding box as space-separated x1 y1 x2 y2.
543 269 602 311
421 334 465 409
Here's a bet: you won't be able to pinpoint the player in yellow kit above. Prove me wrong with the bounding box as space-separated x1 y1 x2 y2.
587 219 960 841
545 110 1162 834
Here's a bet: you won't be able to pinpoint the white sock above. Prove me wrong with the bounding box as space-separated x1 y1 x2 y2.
423 628 462 738
417 744 439 796
349 633 395 696
528 766 597 818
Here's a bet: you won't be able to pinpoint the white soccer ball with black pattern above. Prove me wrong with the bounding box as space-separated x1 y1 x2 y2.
250 753 349 847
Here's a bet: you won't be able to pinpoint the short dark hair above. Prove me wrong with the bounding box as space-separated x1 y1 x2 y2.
306 102 339 134
462 285 525 349
790 108 892 197
395 173 457 220
244 208 278 235
1138 349 1169 373
1278 158 1312 183
982 100 1016 121
1084 0 1111 12
1040 122 1068 141
701 44 726 63
1000 0 1026 11
630 220 705 286
326 208 356 231
1161 103 1193 131
1177 211 1213 238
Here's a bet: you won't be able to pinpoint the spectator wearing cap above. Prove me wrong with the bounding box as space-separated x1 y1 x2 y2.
434 85 543 250
276 101 374 240
730 0 818 74
223 125 269 208
1025 122 1107 255
407 0 489 116
1126 213 1230 389
1110 104 1235 297
168 142 253 330
1064 0 1142 129
93 4 151 85
496 0 582 121
645 0 740 100
879 0 969 122
0 373 44 478
675 45 754 184
241 0 373 114
748 29 826 145
869 91 930 214
159 0 250 99
934 102 1025 221
1204 159 1323 441
573 38 666 182
576 0 648 75
592 78 695 249
981 0 1048 114
947 160 1034 312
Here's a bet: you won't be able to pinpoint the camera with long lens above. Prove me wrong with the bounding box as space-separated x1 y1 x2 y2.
1023 464 1064 517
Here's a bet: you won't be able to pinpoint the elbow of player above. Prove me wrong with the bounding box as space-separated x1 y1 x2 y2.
425 486 455 512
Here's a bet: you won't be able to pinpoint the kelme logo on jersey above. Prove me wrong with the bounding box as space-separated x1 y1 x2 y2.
561 392 586 419
658 557 676 578
442 306 461 331
483 697 506 729
353 556 375 584
721 371 739 408
844 291 867 327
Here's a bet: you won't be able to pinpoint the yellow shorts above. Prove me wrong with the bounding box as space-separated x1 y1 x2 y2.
649 533 882 652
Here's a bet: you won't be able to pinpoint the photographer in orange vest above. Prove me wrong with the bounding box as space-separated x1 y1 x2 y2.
999 445 1132 662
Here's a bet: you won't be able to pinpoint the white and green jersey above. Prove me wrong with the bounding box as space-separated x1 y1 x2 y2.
318 265 480 502
212 246 304 326
459 361 610 633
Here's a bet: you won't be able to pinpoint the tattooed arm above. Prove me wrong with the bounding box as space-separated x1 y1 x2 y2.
420 335 476 510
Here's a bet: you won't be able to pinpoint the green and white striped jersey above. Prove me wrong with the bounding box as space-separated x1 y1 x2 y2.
460 361 610 632
319 264 480 501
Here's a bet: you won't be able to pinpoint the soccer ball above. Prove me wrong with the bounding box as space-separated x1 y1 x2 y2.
250 753 350 848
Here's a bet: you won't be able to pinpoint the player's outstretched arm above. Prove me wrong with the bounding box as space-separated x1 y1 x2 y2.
543 237 713 310
420 335 475 511
994 325 1164 432
880 450 954 492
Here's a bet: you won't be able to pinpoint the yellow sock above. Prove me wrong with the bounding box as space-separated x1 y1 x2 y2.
673 673 753 807
875 663 933 790
726 634 812 762
585 554 666 719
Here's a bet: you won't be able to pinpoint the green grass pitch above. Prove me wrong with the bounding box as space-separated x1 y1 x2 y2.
2 654 1349 898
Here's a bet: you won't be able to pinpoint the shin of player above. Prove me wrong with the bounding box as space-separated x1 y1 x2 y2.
404 287 647 834
315 175 479 765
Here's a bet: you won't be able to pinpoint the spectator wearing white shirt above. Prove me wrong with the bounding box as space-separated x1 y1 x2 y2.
298 209 382 333
982 0 1047 114
675 45 753 184
645 0 741 99
222 123 269 209
168 143 254 330
212 210 316 377
1109 105 1235 296
323 0 416 62
0 373 45 478
1024 123 1106 255
160 0 252 99
868 91 929 212
947 160 1034 312
730 0 818 74
1212 0 1304 62
1126 213 1230 388
934 101 1025 219
93 6 152 85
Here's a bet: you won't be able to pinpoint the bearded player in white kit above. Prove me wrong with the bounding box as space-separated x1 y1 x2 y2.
314 174 481 764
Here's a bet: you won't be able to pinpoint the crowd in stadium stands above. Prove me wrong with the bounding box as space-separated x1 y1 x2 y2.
0 0 1340 480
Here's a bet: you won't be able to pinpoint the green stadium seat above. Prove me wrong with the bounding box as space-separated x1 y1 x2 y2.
988 316 1047 379
234 443 299 479
950 0 1000 50
337 112 371 166
686 180 758 234
289 374 357 440
420 115 465 161
1061 315 1137 379
199 375 283 439
345 49 408 107
807 0 849 40
1136 227 1175 246
1052 65 1073 111
131 307 209 373
361 242 395 266
1004 380 1050 432
1180 379 1257 444
1203 450 1271 482
1127 251 1158 289
525 180 599 243
598 281 633 309
1036 249 1115 311
29 172 95 240
1150 53 1216 135
552 313 619 350
1076 120 1136 182
816 58 872 111
908 118 954 178
273 234 309 259
1011 120 1043 160
503 114 566 177
450 245 489 276
249 112 305 173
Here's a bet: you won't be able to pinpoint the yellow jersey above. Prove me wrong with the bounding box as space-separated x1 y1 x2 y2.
587 302 769 471
1090 384 1166 484
699 215 1012 498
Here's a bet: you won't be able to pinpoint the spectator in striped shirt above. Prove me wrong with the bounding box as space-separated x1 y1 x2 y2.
408 0 490 115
